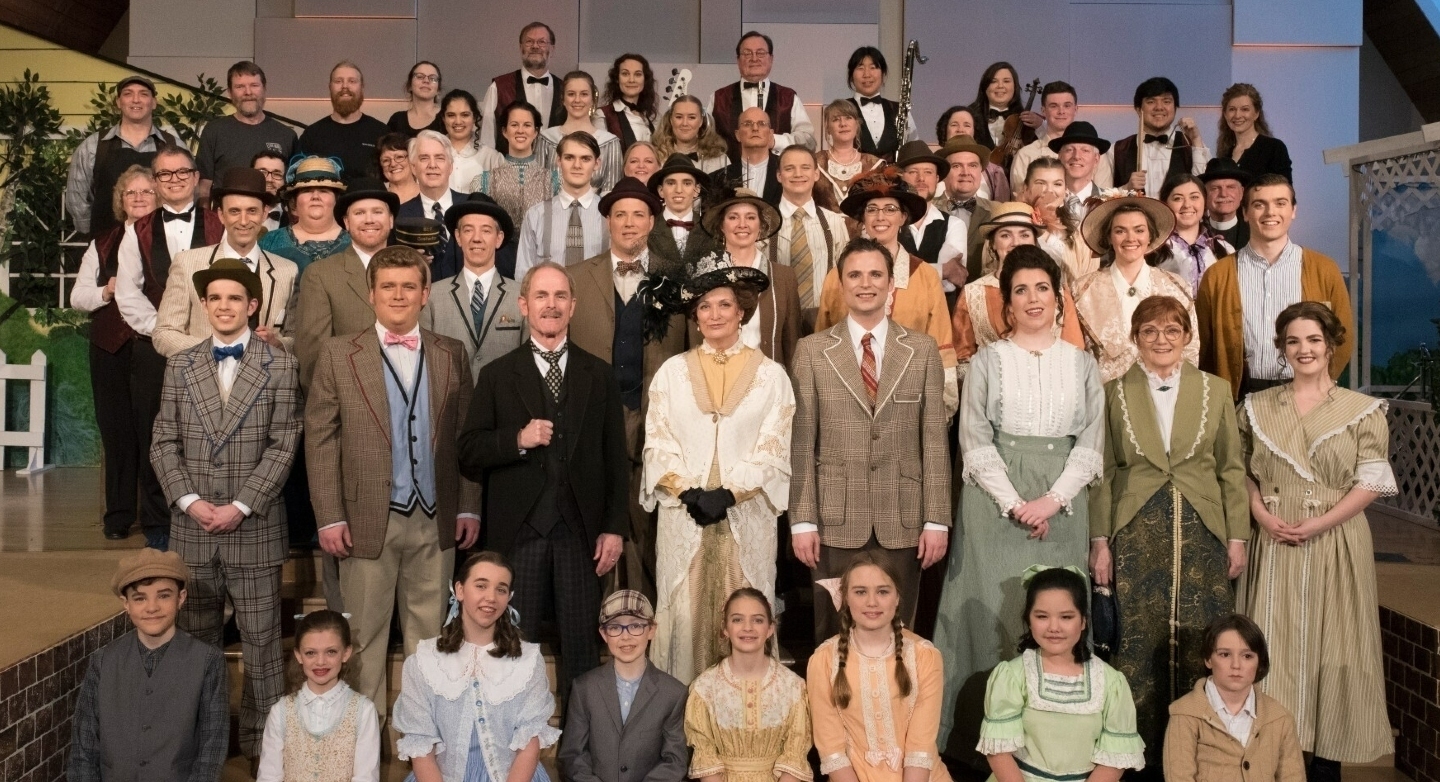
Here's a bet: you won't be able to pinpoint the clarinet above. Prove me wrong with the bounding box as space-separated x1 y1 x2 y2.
896 40 926 142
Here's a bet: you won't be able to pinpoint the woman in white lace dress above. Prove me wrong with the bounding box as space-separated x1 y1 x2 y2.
641 267 795 684
930 248 1105 760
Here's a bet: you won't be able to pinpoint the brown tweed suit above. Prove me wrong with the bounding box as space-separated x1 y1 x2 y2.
150 334 300 757
289 245 379 390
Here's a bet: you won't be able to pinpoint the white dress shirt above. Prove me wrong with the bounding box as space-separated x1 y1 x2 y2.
1237 242 1303 381
479 69 555 149
1106 126 1212 197
530 336 570 376
219 238 263 270
255 681 381 782
419 190 455 225
354 246 376 268
514 189 606 280
908 204 968 292
610 100 653 142
773 199 847 299
462 266 498 310
115 201 201 335
706 79 816 151
740 156 771 194
1143 363 1181 452
985 105 1008 146
71 239 111 313
663 208 695 251
176 329 255 517
611 252 649 303
853 92 917 147
376 321 422 387
1204 678 1258 748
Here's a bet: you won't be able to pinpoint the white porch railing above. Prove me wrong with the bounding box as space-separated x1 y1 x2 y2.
0 349 53 475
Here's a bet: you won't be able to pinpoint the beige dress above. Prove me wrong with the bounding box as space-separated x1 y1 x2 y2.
686 658 814 782
1072 263 1199 383
1237 386 1396 763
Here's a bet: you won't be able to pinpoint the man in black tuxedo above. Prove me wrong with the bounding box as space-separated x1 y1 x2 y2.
721 107 783 206
398 130 465 280
458 260 629 695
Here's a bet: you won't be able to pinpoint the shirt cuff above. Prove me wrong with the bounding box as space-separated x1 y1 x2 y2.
457 513 480 521
232 500 252 517
177 494 200 512
923 522 947 532
790 522 818 535
318 521 348 532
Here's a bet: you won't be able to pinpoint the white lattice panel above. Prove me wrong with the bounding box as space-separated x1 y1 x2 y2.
1383 399 1440 525
1356 151 1440 233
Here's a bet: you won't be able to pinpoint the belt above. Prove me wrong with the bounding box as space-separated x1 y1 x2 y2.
1015 758 1091 781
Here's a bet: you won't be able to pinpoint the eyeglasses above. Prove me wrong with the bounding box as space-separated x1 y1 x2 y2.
257 170 286 182
739 49 771 59
864 204 904 216
122 188 157 198
1138 326 1186 342
154 168 197 182
739 120 770 130
413 74 440 84
601 621 651 637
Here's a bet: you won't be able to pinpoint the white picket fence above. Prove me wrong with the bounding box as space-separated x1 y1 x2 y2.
0 349 53 475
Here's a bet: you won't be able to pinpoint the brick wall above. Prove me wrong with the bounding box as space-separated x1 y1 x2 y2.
0 612 129 782
1383 604 1440 782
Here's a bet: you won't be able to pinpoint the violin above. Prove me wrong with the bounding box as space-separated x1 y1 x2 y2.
990 78 1041 167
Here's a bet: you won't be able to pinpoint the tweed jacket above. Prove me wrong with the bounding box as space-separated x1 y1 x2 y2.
1164 679 1306 782
152 243 298 357
558 661 690 782
1089 363 1250 544
288 245 379 390
789 319 951 549
420 270 525 383
305 327 480 559
1195 248 1353 401
567 252 688 414
150 334 301 568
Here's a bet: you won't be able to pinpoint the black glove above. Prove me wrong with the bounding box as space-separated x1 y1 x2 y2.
679 488 709 525
693 488 736 525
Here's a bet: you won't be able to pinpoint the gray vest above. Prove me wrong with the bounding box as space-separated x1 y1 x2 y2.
97 630 215 782
382 346 437 516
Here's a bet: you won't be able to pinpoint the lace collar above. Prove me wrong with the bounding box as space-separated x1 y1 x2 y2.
413 638 541 702
1021 649 1106 714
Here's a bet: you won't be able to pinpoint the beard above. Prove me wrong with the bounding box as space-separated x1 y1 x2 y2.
332 88 364 116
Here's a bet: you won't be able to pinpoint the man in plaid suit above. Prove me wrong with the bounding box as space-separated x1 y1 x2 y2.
150 258 301 759
789 237 951 642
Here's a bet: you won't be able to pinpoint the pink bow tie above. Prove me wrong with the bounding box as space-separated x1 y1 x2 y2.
383 331 419 350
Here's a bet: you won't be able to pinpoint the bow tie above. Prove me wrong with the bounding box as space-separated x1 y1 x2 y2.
684 152 699 161
619 99 643 113
858 96 881 106
615 260 644 276
742 82 763 90
383 331 419 350
951 198 977 213
987 108 1013 121
526 75 549 86
267 208 282 223
666 219 694 229
162 208 193 223
212 343 244 362
1144 133 1172 145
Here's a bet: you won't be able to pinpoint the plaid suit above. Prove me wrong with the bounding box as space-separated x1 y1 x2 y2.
789 319 951 636
150 334 300 757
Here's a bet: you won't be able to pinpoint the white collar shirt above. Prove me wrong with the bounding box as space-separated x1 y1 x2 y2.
611 252 650 303
854 91 887 146
846 315 888 374
663 208 695 249
461 265 498 306
524 71 555 127
1143 363 1181 452
908 204 968 293
419 191 455 225
376 321 423 387
741 156 770 193
160 201 198 257
1204 678 1258 747
1237 241 1303 380
530 336 569 376
354 246 376 268
212 328 251 403
220 238 262 271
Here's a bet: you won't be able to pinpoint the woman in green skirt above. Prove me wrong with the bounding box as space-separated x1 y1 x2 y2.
1088 294 1250 778
933 245 1105 761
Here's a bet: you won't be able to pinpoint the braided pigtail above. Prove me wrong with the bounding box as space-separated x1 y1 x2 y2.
891 616 912 698
832 607 854 709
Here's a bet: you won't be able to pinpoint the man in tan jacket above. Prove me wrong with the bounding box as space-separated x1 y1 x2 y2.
790 237 951 641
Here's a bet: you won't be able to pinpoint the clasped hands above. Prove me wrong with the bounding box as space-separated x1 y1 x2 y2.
186 500 246 533
679 487 736 526
1008 494 1063 540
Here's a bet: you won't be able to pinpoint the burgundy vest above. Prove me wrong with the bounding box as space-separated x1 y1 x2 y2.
131 207 224 309
711 82 797 163
599 104 645 151
492 71 567 153
88 226 136 353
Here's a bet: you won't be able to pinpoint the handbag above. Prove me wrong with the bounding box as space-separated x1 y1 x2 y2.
1090 584 1120 661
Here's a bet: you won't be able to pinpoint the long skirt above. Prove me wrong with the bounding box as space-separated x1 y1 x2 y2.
1111 483 1233 777
932 432 1090 760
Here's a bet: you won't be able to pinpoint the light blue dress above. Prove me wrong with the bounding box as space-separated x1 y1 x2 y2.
395 639 559 782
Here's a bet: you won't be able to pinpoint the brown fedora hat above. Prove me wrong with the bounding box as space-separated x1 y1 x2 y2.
895 140 950 180
210 167 279 209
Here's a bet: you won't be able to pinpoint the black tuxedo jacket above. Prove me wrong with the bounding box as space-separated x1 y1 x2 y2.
723 154 783 207
399 190 466 281
458 340 630 554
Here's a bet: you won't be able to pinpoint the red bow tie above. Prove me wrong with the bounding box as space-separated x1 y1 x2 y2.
383 331 419 350
666 219 694 229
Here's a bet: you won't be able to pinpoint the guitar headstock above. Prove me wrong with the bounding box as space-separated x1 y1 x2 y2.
663 68 693 109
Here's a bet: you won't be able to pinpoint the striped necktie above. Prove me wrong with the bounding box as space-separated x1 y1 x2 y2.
860 332 878 405
470 278 488 336
790 209 814 309
431 201 448 246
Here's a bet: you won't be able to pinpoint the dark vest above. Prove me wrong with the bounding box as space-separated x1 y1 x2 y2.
900 217 948 265
1112 134 1192 192
712 82 797 163
90 129 175 236
613 291 645 410
131 206 223 309
492 71 567 154
600 104 648 152
526 377 582 536
1212 219 1250 250
96 630 215 782
848 96 901 161
89 225 137 353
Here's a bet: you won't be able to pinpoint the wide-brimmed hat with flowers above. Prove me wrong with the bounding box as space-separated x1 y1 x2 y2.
838 168 927 224
1080 194 1175 255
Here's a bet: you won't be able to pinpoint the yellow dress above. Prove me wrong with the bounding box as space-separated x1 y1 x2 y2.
686 658 814 782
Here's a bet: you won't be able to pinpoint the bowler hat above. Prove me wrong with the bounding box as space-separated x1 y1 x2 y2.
192 257 264 307
443 192 515 247
334 178 401 224
937 134 991 166
1199 156 1253 187
599 176 664 217
1048 121 1111 155
210 167 279 209
647 154 711 197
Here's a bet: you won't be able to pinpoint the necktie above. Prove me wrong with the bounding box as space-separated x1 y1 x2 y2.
431 201 449 246
565 200 584 266
1065 194 1082 216
666 219 694 229
1144 133 1171 145
860 332 878 405
615 259 643 276
527 76 550 86
858 96 880 106
531 341 567 401
162 208 193 223
789 209 814 309
383 331 419 350
470 278 488 336
212 343 244 362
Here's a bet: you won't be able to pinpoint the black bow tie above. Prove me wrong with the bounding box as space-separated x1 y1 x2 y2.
666 219 694 229
684 152 699 161
162 208 193 223
526 76 549 86
859 96 880 106
742 82 763 90
267 209 282 222
1144 133 1172 145
988 108 1013 121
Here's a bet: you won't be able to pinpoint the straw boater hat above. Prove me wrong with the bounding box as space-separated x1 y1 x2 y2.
443 192 515 248
895 139 951 180
701 187 782 241
936 134 991 164
284 156 347 197
839 169 928 225
1080 195 1175 255
209 167 279 209
192 257 264 306
975 201 1045 241
333 177 401 223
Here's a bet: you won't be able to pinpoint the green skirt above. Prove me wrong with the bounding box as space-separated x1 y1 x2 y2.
1111 483 1233 776
933 432 1090 758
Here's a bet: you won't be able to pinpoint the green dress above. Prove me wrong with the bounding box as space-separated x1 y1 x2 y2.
978 650 1146 781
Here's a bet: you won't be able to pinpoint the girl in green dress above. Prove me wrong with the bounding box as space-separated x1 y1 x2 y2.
978 566 1145 782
